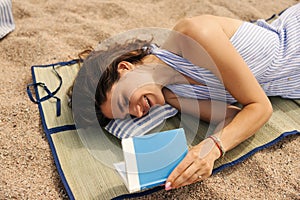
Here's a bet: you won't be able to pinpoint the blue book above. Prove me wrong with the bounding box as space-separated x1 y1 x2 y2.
114 128 188 193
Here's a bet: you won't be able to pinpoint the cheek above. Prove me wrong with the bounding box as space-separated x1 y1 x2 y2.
156 91 166 105
127 85 165 106
128 89 142 104
147 87 166 105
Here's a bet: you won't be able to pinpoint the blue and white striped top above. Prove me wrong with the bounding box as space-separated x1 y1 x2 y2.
0 0 14 39
105 3 300 139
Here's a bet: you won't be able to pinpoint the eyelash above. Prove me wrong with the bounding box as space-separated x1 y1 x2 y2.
123 97 129 106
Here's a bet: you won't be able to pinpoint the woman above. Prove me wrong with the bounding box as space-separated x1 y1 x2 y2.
70 3 299 191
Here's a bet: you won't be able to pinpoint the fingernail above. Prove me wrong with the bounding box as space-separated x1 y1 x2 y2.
165 182 172 190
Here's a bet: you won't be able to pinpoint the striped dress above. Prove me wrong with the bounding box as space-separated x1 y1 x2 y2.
105 3 300 138
0 0 15 39
151 3 300 103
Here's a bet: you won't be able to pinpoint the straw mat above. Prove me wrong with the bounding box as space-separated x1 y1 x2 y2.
28 60 300 200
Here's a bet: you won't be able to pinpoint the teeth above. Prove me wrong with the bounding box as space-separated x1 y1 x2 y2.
144 96 150 107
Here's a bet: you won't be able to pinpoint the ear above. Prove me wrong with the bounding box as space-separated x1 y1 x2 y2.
117 61 135 75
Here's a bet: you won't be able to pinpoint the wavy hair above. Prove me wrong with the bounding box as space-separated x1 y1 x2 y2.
68 39 153 127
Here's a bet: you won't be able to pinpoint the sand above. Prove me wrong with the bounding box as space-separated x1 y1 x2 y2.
0 0 299 199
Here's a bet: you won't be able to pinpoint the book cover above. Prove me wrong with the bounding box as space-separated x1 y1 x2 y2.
114 128 188 193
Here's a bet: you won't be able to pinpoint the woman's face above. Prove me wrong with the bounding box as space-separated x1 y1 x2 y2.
100 61 165 119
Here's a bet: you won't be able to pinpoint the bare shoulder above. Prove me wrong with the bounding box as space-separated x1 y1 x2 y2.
173 15 243 39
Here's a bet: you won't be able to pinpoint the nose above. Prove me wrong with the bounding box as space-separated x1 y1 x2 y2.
129 104 144 118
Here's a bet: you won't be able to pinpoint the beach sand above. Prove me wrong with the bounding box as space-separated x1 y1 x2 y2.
0 0 299 199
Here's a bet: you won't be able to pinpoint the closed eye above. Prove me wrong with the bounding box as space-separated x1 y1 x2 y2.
117 101 124 113
124 96 129 107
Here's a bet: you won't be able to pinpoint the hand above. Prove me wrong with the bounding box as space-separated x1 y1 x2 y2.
165 138 221 190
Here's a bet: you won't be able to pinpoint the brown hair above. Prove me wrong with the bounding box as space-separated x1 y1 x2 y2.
68 39 153 128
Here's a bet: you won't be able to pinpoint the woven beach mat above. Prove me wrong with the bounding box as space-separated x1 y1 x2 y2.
27 60 300 200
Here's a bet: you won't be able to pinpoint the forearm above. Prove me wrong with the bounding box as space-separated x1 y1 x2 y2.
213 102 273 155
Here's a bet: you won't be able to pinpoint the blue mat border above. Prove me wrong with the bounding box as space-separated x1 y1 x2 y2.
29 60 300 200
212 130 299 174
30 61 77 200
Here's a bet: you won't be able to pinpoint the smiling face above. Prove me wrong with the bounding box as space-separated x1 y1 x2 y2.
100 61 166 119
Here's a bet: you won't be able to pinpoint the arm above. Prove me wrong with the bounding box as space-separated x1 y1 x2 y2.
163 87 241 124
164 15 273 189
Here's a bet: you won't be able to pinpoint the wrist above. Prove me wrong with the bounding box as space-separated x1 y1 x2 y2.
199 137 221 161
207 135 225 159
210 140 222 160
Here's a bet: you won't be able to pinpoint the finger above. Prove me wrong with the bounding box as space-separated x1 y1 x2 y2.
171 161 200 188
177 172 203 188
191 169 208 184
166 153 194 184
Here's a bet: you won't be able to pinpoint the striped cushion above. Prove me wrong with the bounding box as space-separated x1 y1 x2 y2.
105 104 178 138
0 0 15 39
